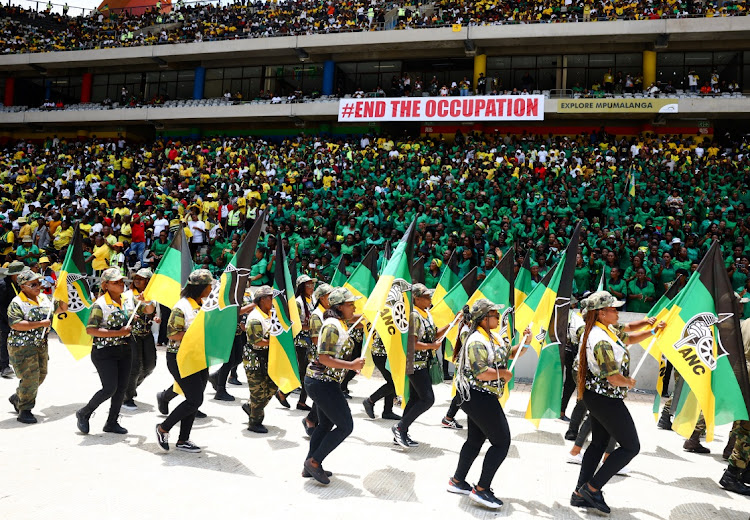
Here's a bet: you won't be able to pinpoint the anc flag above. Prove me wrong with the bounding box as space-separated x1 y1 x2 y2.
431 267 479 358
653 241 750 441
267 239 301 394
411 256 426 285
596 269 606 291
52 225 94 360
331 255 348 287
647 274 686 418
363 220 417 401
344 246 379 315
143 228 193 309
378 241 392 276
177 212 266 378
433 250 460 305
515 252 532 307
521 223 581 426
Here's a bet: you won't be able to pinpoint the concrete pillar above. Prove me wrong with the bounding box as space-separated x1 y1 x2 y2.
473 54 487 95
643 50 657 90
323 60 335 96
81 72 93 103
193 66 205 100
4 78 14 106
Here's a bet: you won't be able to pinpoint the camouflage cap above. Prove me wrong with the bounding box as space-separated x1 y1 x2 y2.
296 274 317 287
101 267 125 282
134 268 153 279
313 282 334 301
253 285 274 299
328 287 361 307
581 290 625 314
412 283 435 299
470 298 505 323
187 268 213 285
6 260 26 275
17 270 42 286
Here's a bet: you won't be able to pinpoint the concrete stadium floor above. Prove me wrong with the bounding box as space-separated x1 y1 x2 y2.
0 339 747 520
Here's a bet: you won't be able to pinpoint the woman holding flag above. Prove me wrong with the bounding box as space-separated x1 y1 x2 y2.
155 269 214 453
571 290 665 514
448 299 531 509
392 283 453 449
76 267 143 435
303 287 365 485
302 282 334 436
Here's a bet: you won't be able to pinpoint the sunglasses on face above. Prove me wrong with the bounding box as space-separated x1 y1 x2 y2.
24 282 41 288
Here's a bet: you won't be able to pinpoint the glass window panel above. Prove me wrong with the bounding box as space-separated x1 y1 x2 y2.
537 55 560 68
589 54 615 67
685 52 713 65
512 56 536 69
487 56 511 69
204 80 222 98
657 53 683 66
616 53 641 67
566 55 588 67
224 67 243 79
243 66 262 77
206 68 223 80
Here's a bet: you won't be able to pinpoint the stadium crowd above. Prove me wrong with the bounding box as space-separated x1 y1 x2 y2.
1 129 750 319
0 0 747 55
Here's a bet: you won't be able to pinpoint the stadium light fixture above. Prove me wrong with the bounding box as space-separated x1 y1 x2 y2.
464 39 477 57
295 48 310 63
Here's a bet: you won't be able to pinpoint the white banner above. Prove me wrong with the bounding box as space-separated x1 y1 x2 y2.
337 95 544 122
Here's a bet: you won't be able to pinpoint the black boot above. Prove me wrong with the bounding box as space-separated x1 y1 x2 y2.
214 389 235 401
103 421 128 434
76 408 92 434
17 410 37 424
723 435 736 460
683 430 710 454
719 466 750 496
657 408 672 430
208 371 219 391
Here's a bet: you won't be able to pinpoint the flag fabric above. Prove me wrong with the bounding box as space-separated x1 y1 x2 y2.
267 239 301 394
177 212 265 378
52 225 94 360
431 267 479 358
519 223 581 426
362 220 417 401
433 250 460 305
411 257 426 285
331 255 348 287
652 241 750 441
344 246 379 315
514 252 532 307
596 269 606 291
379 241 392 276
628 167 636 198
143 228 193 309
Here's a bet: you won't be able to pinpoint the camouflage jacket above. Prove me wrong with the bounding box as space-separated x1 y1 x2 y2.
243 307 271 371
7 292 53 351
166 297 201 354
584 324 630 399
411 308 437 371
87 293 130 349
307 317 354 383
461 328 511 397
123 289 155 337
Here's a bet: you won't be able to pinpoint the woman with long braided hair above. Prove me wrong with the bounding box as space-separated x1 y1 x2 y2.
570 291 665 514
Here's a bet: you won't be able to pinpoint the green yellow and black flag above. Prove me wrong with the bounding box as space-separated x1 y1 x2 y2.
411 256 426 285
268 238 301 394
143 228 193 309
52 224 94 360
515 252 532 307
178 211 265 378
518 222 581 426
331 255 348 287
344 246 379 315
652 240 750 441
433 250 460 304
431 266 479 358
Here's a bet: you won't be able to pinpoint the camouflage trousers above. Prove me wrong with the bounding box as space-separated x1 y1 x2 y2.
245 365 278 426
8 342 48 411
729 420 750 470
663 372 705 434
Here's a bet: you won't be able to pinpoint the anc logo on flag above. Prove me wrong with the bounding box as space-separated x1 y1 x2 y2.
673 312 731 374
269 288 290 337
63 273 93 312
384 278 411 333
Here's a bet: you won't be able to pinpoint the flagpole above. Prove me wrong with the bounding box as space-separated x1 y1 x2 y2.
348 313 366 330
125 300 142 328
360 312 379 378
41 302 54 336
436 312 463 343
631 332 658 378
508 321 532 372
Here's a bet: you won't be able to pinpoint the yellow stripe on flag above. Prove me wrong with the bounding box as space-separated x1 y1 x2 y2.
176 311 209 378
143 273 182 309
269 336 300 394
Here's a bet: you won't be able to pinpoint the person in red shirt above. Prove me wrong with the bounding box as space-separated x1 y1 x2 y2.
129 214 147 266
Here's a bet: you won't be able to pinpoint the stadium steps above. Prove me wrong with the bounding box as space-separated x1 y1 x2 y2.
7 11 68 32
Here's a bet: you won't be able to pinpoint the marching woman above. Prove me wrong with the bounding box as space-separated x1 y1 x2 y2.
7 270 67 424
303 287 365 485
447 299 531 509
122 268 158 410
571 291 665 513
302 282 334 436
392 283 452 448
155 269 214 453
362 328 401 421
76 268 134 435
276 274 317 410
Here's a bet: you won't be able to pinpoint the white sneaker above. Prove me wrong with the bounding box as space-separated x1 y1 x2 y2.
567 452 583 465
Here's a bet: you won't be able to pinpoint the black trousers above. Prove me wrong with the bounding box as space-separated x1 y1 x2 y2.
368 354 395 412
283 343 309 403
0 320 9 370
399 368 434 433
125 334 157 401
340 338 362 392
161 352 208 442
561 348 576 416
157 305 171 345
454 388 512 489
577 390 640 490
83 343 132 424
215 334 245 391
306 376 353 463
446 394 461 419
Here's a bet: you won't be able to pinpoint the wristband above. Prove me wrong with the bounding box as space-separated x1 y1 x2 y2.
650 328 657 335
